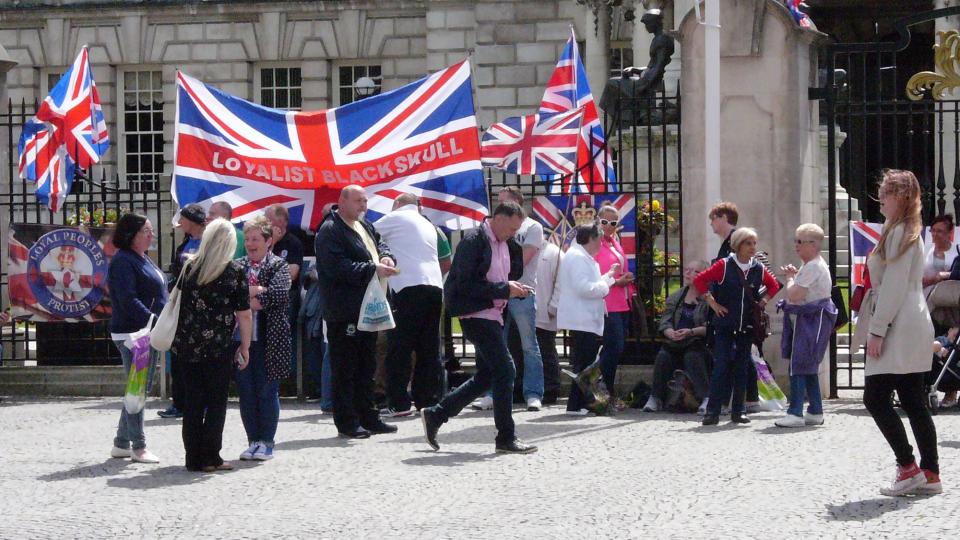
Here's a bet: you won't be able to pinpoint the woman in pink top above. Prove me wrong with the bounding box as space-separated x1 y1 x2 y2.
594 205 636 400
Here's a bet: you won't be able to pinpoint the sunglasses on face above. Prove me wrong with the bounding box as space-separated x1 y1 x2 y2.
599 219 619 227
794 239 814 245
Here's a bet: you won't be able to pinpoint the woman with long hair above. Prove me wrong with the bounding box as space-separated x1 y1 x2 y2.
235 215 291 462
171 218 252 472
107 212 167 463
854 169 939 496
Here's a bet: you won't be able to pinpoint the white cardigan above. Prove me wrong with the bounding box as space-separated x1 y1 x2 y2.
556 242 615 336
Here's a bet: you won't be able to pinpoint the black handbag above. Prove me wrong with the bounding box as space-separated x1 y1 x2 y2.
831 285 848 330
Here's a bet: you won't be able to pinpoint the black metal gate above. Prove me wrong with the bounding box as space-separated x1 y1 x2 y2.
444 86 683 367
0 100 175 366
817 7 960 394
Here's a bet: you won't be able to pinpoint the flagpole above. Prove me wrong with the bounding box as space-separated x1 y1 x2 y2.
703 0 721 260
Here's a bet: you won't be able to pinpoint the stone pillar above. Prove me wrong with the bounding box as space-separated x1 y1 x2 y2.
0 43 17 358
677 0 828 388
581 0 612 108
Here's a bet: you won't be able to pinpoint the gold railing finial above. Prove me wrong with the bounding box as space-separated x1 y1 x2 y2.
907 30 960 101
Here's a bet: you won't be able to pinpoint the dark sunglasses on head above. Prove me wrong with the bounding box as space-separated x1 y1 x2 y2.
599 219 619 227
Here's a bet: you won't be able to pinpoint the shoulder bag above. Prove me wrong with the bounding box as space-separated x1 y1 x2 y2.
149 264 187 352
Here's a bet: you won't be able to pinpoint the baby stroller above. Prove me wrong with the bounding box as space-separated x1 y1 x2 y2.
927 329 960 415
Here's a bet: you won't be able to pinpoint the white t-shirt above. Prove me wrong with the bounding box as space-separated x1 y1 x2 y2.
515 217 543 289
374 205 443 292
793 256 832 304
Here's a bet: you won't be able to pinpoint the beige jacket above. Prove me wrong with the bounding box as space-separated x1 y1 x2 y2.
852 224 934 375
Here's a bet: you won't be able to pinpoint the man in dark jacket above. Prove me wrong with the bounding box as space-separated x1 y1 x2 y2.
315 185 399 439
421 202 538 454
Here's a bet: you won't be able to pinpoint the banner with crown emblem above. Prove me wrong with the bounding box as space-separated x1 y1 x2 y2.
529 194 636 273
7 224 116 322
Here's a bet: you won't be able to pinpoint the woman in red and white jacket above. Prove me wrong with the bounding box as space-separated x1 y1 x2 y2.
686 227 780 425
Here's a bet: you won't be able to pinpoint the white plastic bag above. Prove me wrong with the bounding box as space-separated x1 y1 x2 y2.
123 324 153 414
357 275 395 332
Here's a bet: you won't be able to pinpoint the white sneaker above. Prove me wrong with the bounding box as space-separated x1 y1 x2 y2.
804 413 824 426
526 397 542 412
253 445 274 461
470 396 494 410
240 442 260 461
774 414 806 428
880 464 927 497
642 396 662 412
131 448 160 464
110 446 131 459
380 407 414 418
565 409 590 416
745 402 763 414
697 399 708 416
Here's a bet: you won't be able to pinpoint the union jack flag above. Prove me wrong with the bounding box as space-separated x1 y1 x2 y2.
539 29 616 194
480 108 583 175
531 193 636 272
786 0 812 28
18 46 109 212
173 60 487 231
849 221 882 287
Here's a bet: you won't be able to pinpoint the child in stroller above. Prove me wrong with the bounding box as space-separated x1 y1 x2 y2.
929 327 960 411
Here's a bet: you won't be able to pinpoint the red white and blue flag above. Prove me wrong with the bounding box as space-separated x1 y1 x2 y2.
531 193 636 272
786 0 812 28
480 108 583 175
849 221 882 287
539 29 616 194
173 60 487 231
18 46 109 212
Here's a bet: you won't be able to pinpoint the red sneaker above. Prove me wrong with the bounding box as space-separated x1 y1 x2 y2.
880 463 926 496
916 469 943 495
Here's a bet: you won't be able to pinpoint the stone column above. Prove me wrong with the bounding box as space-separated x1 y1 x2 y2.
677 0 828 388
0 43 17 359
580 0 613 107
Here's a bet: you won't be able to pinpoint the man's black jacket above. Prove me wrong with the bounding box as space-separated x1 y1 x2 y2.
444 222 523 318
314 207 394 323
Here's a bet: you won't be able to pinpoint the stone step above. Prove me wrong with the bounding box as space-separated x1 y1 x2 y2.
0 366 126 397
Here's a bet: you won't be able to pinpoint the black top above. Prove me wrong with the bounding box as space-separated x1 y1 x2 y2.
314 207 394 323
714 229 734 263
171 262 250 361
443 222 523 318
273 231 304 293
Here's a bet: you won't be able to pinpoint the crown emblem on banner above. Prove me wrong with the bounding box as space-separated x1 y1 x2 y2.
572 201 597 226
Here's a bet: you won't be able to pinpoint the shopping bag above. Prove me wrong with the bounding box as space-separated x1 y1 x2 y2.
123 324 153 415
150 266 186 351
357 275 395 332
752 346 787 411
562 357 613 416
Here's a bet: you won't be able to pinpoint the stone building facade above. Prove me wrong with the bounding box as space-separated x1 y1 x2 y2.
0 0 639 192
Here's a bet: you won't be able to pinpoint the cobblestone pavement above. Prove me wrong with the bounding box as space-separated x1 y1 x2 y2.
1 396 956 538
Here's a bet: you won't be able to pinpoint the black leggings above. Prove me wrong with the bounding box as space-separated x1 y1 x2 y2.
863 372 939 474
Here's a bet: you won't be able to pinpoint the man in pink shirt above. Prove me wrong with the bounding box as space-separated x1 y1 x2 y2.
421 202 538 454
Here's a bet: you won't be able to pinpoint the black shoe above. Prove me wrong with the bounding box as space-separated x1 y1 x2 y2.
542 391 559 405
338 427 371 439
730 413 751 424
421 407 442 451
362 421 399 435
157 406 182 419
702 414 720 426
495 439 538 454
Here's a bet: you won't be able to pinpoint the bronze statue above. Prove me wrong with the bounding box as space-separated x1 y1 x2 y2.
600 9 678 127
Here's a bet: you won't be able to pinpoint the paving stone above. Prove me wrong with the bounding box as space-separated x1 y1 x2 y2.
0 396 956 537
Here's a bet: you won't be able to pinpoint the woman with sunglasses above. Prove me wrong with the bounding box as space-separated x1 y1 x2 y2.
594 205 635 404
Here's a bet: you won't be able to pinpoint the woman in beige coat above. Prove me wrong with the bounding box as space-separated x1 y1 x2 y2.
854 169 939 497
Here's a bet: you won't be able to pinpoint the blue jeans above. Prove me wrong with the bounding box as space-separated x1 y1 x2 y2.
435 318 516 444
787 374 823 417
236 341 280 447
307 336 334 410
706 331 753 417
599 311 629 395
503 296 544 400
113 339 158 451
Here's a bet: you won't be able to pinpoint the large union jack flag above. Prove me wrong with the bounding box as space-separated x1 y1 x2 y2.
18 46 109 212
173 60 487 231
539 29 616 194
480 108 583 175
849 221 882 287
